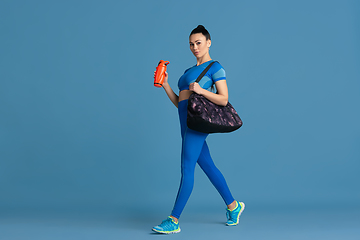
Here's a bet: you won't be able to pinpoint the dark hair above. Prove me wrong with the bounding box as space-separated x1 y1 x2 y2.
190 25 211 40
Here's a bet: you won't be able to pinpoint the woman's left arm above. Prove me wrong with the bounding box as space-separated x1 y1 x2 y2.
189 80 228 106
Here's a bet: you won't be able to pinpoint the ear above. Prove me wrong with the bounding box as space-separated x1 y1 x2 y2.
207 40 212 48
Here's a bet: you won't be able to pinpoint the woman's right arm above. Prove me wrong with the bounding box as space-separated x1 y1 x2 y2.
162 72 179 108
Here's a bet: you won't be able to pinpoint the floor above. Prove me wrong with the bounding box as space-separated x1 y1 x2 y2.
1 205 359 240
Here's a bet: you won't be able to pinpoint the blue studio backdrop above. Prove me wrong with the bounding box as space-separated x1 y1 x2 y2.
0 0 359 217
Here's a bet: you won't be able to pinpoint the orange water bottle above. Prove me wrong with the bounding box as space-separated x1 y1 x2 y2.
154 60 170 88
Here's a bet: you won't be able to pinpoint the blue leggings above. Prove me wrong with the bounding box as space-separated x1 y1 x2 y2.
171 99 235 219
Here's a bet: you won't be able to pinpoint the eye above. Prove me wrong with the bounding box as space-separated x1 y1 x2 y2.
196 42 201 45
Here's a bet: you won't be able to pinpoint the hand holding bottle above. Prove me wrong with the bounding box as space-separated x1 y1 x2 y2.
154 60 170 88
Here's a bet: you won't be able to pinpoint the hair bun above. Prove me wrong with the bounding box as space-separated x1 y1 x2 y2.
190 25 211 40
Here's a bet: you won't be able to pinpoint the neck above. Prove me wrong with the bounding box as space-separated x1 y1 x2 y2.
196 53 212 66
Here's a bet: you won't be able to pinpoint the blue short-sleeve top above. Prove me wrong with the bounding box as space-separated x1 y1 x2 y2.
177 60 226 91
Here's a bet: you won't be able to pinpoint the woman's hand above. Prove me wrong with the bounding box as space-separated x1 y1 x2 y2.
189 82 203 95
153 70 178 108
163 71 169 85
153 71 169 85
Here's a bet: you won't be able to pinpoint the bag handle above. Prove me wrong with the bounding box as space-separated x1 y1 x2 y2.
195 61 217 83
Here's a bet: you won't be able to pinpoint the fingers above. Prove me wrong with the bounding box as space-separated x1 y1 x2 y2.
189 82 196 91
189 83 193 90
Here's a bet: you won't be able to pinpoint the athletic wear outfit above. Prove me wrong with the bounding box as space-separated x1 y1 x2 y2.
172 60 234 219
152 60 244 234
177 60 226 91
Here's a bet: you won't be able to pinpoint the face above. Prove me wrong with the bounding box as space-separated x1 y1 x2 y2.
189 33 211 58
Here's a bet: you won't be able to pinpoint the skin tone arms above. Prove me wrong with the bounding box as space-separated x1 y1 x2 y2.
189 80 228 106
162 72 179 108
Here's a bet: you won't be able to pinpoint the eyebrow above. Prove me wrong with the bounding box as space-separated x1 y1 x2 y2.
189 40 201 44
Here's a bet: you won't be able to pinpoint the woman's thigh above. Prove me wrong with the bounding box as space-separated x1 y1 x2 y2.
181 128 208 167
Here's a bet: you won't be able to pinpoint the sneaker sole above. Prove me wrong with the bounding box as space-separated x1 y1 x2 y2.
152 228 181 234
226 201 245 226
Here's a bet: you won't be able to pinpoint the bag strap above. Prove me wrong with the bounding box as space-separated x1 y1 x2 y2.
195 61 217 83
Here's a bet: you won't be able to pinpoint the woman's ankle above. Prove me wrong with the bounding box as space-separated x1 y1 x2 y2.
227 200 237 211
170 215 178 223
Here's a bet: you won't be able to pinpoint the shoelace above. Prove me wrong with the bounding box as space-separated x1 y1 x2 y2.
226 208 232 221
226 208 238 221
160 218 175 230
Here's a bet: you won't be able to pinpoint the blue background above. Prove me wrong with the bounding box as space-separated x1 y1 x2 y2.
1 0 359 239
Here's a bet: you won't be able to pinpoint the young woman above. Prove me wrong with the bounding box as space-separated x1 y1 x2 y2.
152 25 245 234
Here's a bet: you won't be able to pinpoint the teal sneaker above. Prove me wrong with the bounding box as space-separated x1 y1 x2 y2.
226 201 245 226
152 217 181 234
